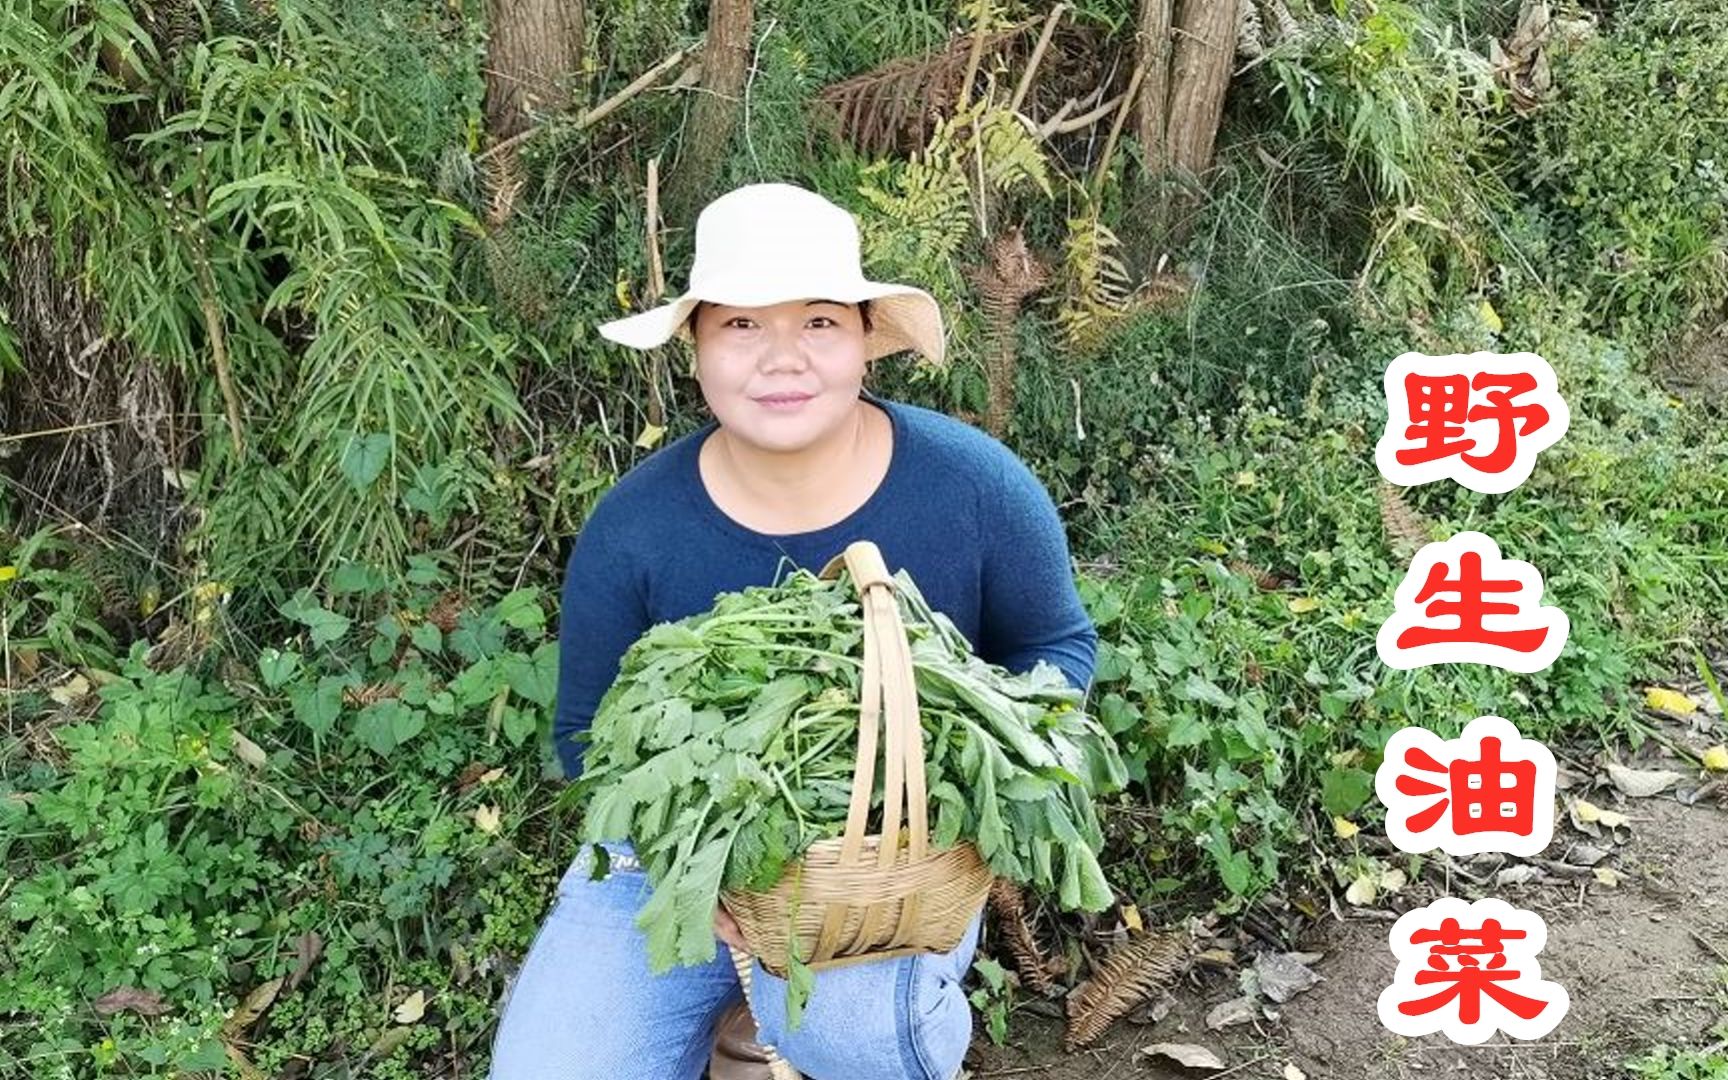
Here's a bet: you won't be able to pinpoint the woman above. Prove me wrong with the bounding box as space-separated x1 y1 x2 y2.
487 182 1098 1080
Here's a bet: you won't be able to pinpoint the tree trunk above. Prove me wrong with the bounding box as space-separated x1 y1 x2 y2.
1133 0 1238 243
668 0 754 222
1166 0 1237 184
479 0 584 315
482 0 585 148
1134 0 1175 180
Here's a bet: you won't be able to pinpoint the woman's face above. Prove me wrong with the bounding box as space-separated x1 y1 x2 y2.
692 298 869 453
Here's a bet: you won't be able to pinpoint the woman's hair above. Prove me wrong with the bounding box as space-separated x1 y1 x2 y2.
685 299 874 340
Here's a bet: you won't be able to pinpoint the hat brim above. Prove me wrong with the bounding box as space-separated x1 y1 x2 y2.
596 281 947 365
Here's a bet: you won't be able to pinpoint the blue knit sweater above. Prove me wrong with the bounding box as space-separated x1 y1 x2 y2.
552 391 1099 780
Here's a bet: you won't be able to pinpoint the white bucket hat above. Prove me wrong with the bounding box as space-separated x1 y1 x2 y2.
597 182 947 365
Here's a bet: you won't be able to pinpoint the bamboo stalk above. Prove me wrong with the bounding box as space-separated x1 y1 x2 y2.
190 172 245 458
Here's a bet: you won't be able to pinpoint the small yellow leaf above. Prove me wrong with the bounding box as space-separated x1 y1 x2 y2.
474 805 502 835
1592 867 1622 888
1332 817 1360 840
614 276 633 312
1196 538 1228 556
392 990 426 1025
634 423 665 450
1379 867 1408 894
479 767 506 785
1644 687 1697 715
1122 904 1143 932
0 565 16 583
1703 746 1728 773
1287 597 1320 614
1573 798 1601 824
1234 471 1258 489
1345 874 1377 906
1479 298 1503 334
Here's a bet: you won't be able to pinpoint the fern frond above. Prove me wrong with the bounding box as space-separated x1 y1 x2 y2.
987 878 1059 996
1064 929 1192 1050
1378 481 1433 558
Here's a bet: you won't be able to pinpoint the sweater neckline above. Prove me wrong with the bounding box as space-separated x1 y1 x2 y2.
684 390 906 549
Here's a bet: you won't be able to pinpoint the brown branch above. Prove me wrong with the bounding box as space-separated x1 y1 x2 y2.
1090 52 1151 195
1045 91 1125 137
1009 3 1068 115
474 42 701 167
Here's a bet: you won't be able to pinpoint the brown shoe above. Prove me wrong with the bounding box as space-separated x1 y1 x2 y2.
708 1000 802 1080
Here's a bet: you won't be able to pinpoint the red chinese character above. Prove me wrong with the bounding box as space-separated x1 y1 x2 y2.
1395 373 1472 466
1399 916 1552 1025
1377 352 1570 495
1395 735 1538 838
1463 372 1550 475
1379 899 1569 1044
1397 550 1550 655
1375 715 1556 857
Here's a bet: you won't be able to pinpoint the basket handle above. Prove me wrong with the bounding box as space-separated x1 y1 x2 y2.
814 541 930 958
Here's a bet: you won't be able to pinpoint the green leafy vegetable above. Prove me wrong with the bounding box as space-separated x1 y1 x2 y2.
570 564 1126 1026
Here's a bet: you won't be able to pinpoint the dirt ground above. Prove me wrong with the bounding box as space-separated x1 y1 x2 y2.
964 769 1728 1080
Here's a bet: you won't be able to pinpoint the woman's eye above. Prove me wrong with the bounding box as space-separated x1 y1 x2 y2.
724 317 755 330
808 316 837 329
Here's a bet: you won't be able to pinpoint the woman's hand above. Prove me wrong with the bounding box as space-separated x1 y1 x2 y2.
714 905 750 952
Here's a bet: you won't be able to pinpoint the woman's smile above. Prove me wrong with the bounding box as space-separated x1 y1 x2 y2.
754 391 815 411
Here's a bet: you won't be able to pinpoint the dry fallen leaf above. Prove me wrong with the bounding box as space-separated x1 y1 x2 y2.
48 674 91 706
1496 865 1544 887
1703 746 1728 773
474 804 501 835
1345 874 1378 906
225 1044 269 1080
1593 867 1623 887
1205 996 1256 1030
392 990 427 1025
222 977 283 1037
1285 1065 1308 1080
1254 952 1322 1004
287 930 324 992
230 731 269 769
1607 762 1683 798
480 767 506 784
1141 1043 1227 1070
1644 687 1697 715
1379 868 1408 894
93 987 169 1017
1122 903 1143 933
1571 798 1629 831
1332 816 1360 840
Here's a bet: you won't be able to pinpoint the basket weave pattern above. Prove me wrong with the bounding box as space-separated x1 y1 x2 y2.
719 541 993 978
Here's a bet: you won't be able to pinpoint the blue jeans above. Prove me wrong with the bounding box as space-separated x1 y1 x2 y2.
487 842 983 1080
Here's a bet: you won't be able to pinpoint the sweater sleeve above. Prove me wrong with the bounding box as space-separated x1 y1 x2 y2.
976 446 1099 696
551 496 650 781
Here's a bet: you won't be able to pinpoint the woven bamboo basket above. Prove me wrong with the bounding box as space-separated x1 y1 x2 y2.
719 539 994 979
